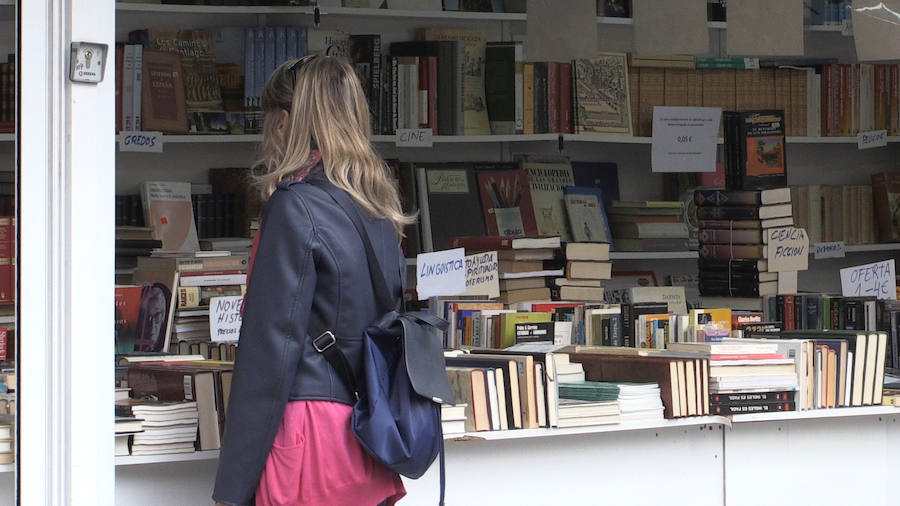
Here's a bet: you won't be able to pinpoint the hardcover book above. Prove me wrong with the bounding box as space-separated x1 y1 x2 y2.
476 168 536 237
871 171 900 242
522 162 575 241
140 50 189 134
130 29 226 134
416 163 486 251
115 285 144 354
563 187 612 244
140 181 201 252
573 53 632 135
724 110 788 190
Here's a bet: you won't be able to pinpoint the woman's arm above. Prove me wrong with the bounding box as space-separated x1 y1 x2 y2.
212 187 318 505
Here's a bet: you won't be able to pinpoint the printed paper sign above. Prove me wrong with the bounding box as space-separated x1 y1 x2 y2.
119 131 163 152
651 107 721 173
464 251 499 299
814 241 846 259
858 130 887 150
766 227 809 272
841 259 897 300
395 128 433 147
427 170 469 194
209 296 244 343
416 248 466 300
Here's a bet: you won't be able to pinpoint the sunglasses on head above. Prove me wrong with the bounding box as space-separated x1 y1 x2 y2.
289 54 318 89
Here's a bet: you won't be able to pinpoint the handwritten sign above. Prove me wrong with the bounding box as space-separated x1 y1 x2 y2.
395 128 433 147
858 129 887 150
651 106 721 173
766 227 809 272
464 251 499 299
814 241 846 259
841 259 896 300
416 248 466 300
119 131 163 152
209 296 244 343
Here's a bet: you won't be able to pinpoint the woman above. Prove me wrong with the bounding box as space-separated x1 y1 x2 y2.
213 56 412 506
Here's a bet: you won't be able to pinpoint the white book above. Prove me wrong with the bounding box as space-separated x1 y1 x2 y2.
179 274 247 287
485 369 501 431
132 44 143 131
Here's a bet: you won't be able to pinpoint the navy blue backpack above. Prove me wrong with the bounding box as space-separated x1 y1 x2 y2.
311 180 455 505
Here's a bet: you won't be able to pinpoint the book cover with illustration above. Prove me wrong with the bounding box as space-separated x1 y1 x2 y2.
476 168 537 238
563 187 612 244
523 162 575 241
115 285 144 354
573 53 632 135
129 28 227 134
140 181 200 252
725 110 787 190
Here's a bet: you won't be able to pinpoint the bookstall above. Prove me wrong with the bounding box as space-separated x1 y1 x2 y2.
7 0 900 505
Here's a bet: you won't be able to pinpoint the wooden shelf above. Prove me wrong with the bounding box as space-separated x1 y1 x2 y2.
114 133 900 147
842 243 900 253
730 405 899 424
447 416 730 442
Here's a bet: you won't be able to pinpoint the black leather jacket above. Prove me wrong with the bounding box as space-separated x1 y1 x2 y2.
212 167 406 505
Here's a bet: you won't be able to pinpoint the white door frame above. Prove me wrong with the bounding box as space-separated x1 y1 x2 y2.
19 0 115 503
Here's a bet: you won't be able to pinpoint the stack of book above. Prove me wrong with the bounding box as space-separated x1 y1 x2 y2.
0 414 12 464
440 403 468 437
133 254 248 356
114 414 144 457
556 381 620 428
450 236 563 305
117 400 199 456
616 383 665 422
115 226 162 276
553 242 610 302
669 341 799 414
695 187 795 298
607 201 691 252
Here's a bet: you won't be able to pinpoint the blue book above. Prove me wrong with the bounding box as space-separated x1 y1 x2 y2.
254 27 265 106
570 161 619 209
296 27 308 58
275 26 287 67
264 27 276 83
244 28 255 108
563 186 614 251
286 27 298 61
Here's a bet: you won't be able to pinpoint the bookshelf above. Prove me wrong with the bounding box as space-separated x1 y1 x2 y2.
730 405 900 424
115 449 220 467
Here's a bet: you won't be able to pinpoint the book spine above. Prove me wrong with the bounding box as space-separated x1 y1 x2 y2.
123 44 134 131
711 402 795 415
546 61 559 134
418 57 429 128
559 62 572 134
244 28 255 110
264 27 276 83
254 28 265 111
523 63 534 135
132 44 142 131
285 27 298 61
427 55 437 134
275 26 286 68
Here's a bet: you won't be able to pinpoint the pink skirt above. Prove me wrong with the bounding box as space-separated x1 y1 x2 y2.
255 400 407 506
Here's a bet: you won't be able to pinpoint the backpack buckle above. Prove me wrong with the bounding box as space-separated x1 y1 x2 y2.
313 331 336 352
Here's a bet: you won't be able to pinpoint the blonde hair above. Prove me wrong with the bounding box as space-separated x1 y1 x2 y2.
257 56 413 235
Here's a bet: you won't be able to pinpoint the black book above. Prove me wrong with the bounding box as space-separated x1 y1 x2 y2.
349 35 382 136
724 110 788 191
711 401 795 415
710 390 795 405
533 62 548 134
623 302 669 348
698 258 767 273
444 356 521 430
416 162 487 251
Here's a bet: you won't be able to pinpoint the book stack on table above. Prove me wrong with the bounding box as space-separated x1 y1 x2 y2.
607 200 692 252
695 187 796 298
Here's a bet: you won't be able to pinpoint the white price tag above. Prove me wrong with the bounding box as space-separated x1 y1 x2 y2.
858 130 887 150
395 128 433 148
766 227 809 272
209 295 244 343
814 241 846 259
416 248 466 300
840 259 896 300
119 131 163 152
651 106 721 173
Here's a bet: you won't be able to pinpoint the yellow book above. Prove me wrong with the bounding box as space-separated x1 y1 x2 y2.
689 308 733 332
499 312 552 349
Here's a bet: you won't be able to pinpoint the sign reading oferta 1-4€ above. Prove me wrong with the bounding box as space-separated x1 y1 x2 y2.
841 259 897 300
766 227 809 272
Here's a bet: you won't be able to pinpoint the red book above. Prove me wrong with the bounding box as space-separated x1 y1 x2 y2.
0 328 7 361
531 302 584 313
732 312 764 330
784 295 795 331
546 62 560 134
418 57 429 129
115 285 144 354
710 353 786 361
475 169 539 237
0 216 14 243
558 62 572 134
